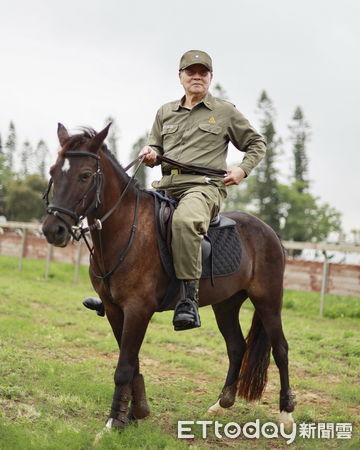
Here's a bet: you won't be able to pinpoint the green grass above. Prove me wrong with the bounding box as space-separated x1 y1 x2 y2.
283 290 360 319
0 255 359 449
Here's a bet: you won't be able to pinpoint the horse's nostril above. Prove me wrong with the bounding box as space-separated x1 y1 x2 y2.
42 220 69 246
55 224 66 239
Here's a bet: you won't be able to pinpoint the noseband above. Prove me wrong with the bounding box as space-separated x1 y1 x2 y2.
43 151 103 240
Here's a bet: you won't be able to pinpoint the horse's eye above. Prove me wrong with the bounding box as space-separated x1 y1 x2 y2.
80 172 92 182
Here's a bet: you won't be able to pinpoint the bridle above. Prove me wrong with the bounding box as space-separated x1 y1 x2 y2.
43 151 103 240
43 149 222 283
43 150 145 281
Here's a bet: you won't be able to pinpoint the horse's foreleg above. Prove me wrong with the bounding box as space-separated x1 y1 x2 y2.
128 373 150 420
107 308 152 429
208 294 246 414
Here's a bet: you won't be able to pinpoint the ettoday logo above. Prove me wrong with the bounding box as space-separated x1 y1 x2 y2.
178 419 297 445
177 420 353 444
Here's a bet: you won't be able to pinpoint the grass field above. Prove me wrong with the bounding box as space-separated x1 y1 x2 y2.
0 255 359 449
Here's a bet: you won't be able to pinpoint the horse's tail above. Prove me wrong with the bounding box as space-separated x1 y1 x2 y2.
237 311 271 401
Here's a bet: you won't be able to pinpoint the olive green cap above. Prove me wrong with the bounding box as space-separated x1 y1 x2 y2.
179 50 213 72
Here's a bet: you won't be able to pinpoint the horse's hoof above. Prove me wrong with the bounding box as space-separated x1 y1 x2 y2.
104 417 129 430
219 382 237 408
105 418 115 429
278 411 294 431
93 417 129 445
207 399 225 416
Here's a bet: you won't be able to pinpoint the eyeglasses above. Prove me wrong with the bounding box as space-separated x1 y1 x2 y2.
181 68 210 77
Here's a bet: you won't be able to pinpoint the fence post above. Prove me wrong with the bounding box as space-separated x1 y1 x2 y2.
320 259 330 317
73 241 83 283
45 244 53 279
18 228 28 271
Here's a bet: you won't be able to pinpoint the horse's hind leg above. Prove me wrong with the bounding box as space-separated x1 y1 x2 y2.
249 292 296 424
207 292 247 414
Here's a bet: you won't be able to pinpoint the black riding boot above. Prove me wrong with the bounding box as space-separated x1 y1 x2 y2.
173 280 201 331
82 297 105 316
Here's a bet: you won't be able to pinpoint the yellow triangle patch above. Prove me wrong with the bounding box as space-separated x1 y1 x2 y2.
208 116 216 124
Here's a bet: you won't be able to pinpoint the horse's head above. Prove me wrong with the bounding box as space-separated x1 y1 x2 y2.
42 123 111 247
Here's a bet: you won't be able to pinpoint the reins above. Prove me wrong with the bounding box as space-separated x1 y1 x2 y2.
81 155 145 234
44 150 223 285
156 154 227 178
83 157 144 281
44 152 145 283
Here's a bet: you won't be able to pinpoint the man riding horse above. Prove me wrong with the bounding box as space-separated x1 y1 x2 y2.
84 49 266 331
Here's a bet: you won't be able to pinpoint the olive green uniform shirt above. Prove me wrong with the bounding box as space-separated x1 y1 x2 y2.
148 92 266 184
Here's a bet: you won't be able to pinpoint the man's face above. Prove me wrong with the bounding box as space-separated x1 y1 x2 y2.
179 64 213 97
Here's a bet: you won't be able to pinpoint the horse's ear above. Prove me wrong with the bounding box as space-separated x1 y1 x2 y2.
57 123 69 146
88 123 112 153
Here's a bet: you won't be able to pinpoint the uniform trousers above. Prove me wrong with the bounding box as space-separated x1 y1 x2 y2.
167 183 225 280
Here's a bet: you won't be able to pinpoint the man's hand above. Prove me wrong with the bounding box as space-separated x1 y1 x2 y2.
139 145 158 166
223 167 246 186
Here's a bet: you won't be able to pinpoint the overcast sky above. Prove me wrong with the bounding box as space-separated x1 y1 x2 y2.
1 0 359 234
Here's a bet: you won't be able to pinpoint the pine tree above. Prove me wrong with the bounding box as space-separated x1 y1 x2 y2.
130 133 148 188
289 106 310 193
5 121 17 172
20 140 33 177
0 132 10 216
279 107 341 241
36 139 49 178
105 116 120 159
253 90 281 231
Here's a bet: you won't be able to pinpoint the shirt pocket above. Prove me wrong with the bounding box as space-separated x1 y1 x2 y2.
161 125 179 149
197 123 222 147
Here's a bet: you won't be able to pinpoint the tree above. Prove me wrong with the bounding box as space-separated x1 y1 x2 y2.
0 152 12 217
278 107 341 242
5 121 17 172
5 174 48 221
279 182 341 242
105 116 120 159
222 176 255 213
130 133 148 188
252 90 282 231
213 81 253 212
0 132 12 216
288 106 310 192
20 140 34 177
36 139 49 178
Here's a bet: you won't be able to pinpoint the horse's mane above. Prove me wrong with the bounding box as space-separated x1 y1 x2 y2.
61 127 138 189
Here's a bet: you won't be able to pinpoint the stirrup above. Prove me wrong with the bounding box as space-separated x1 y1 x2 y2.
173 298 201 331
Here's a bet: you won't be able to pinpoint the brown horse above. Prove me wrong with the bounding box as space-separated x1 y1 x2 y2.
42 124 296 430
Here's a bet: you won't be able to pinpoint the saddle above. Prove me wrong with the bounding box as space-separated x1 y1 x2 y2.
151 191 242 311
